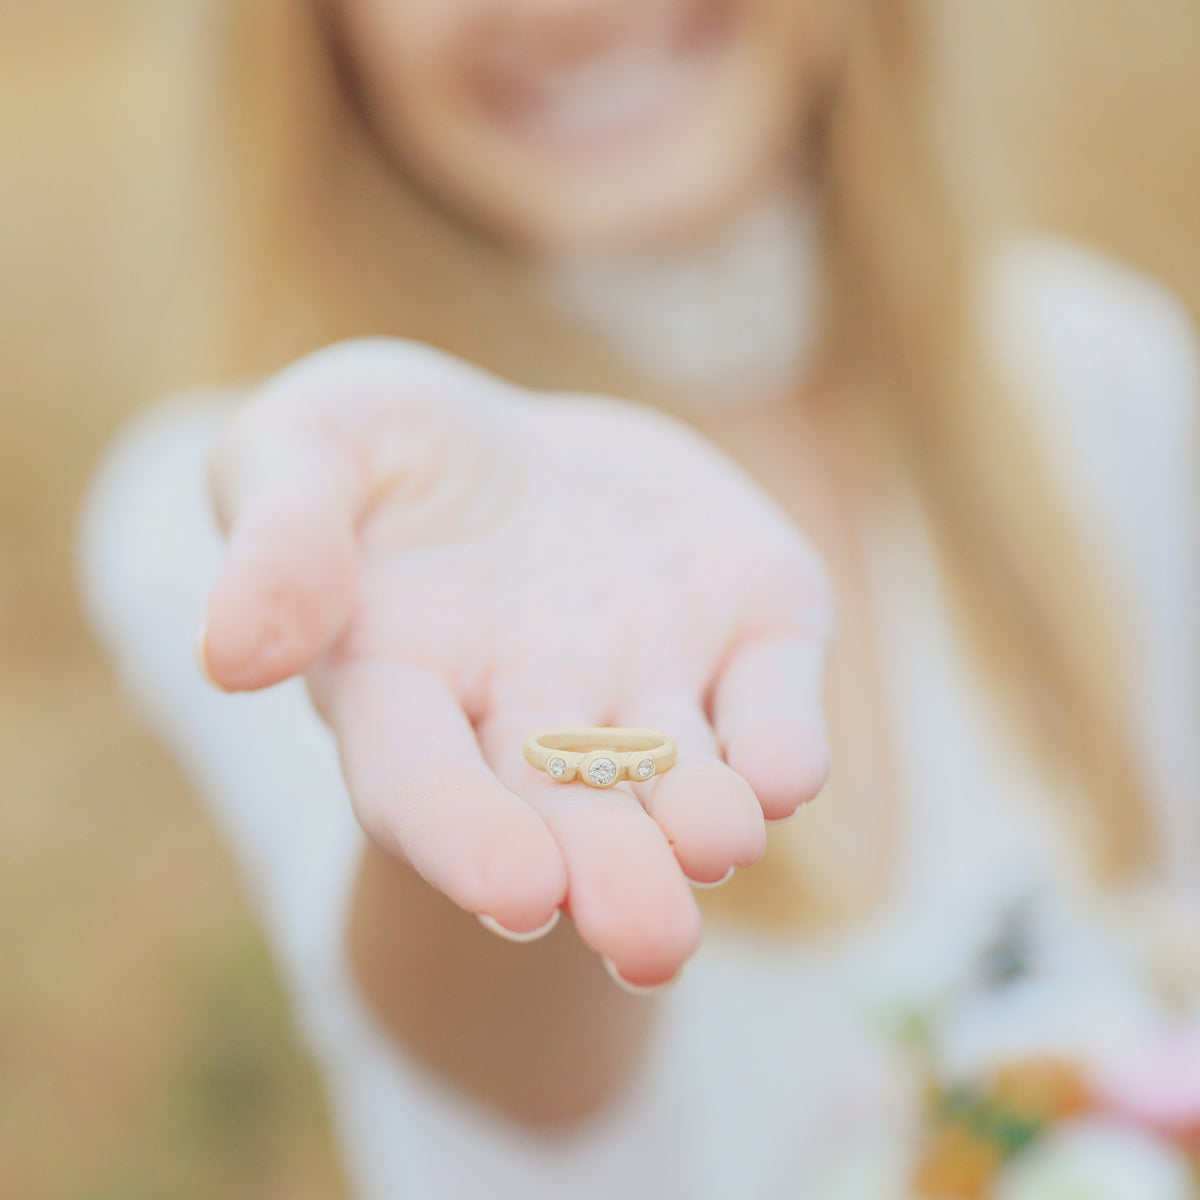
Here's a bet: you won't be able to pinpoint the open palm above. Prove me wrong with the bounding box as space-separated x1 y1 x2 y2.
200 340 833 989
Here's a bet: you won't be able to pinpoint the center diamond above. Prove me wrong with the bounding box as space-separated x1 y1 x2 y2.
587 757 618 787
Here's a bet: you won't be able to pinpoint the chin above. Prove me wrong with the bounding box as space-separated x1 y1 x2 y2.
503 165 780 256
429 91 797 256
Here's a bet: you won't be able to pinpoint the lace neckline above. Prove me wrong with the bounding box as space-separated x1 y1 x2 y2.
538 185 820 412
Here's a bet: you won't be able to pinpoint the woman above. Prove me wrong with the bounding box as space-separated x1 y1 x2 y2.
80 0 1200 1195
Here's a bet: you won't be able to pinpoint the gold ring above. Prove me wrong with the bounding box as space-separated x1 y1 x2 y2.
523 726 677 789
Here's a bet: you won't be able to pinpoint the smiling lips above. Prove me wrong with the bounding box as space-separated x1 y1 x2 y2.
470 0 741 152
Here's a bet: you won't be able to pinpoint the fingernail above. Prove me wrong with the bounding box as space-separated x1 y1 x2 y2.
477 909 560 943
765 805 804 825
601 955 677 996
194 616 222 690
690 865 736 889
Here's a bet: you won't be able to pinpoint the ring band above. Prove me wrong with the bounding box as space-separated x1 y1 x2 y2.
523 726 677 789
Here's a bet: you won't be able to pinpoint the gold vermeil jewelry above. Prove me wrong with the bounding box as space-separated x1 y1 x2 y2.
523 726 677 789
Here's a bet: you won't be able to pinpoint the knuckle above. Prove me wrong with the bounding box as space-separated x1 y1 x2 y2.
272 337 504 417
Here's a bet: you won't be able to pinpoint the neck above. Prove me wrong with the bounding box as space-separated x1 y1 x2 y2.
537 179 820 412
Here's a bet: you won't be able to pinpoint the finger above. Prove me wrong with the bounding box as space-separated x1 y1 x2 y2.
709 634 831 821
476 706 703 990
202 400 367 692
623 688 766 886
314 660 568 935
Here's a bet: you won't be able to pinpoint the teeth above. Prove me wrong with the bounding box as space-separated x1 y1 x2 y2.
483 0 734 148
524 53 696 142
539 49 659 105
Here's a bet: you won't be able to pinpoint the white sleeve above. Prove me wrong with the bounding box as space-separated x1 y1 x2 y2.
76 393 366 1006
985 236 1200 887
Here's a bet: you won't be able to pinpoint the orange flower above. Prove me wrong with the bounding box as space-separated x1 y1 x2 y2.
989 1059 1091 1124
913 1121 1004 1199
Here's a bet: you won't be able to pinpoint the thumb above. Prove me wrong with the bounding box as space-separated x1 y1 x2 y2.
197 338 516 691
199 359 370 692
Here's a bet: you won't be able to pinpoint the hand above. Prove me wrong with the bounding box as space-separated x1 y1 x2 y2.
199 339 833 989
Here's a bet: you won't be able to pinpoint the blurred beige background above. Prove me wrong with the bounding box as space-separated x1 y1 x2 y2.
2 3 1197 1196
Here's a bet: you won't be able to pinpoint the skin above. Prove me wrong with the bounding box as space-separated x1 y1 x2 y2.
329 0 844 252
200 0 868 1127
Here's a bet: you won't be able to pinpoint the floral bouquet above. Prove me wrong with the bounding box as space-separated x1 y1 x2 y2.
911 1029 1200 1200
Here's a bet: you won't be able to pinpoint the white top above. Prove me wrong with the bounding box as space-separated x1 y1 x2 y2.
542 187 820 405
77 236 1200 1200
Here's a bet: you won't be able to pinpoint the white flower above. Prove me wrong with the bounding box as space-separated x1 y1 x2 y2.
994 1119 1196 1200
937 973 1160 1083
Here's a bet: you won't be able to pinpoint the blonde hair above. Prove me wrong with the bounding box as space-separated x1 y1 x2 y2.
819 6 1154 880
175 0 1156 924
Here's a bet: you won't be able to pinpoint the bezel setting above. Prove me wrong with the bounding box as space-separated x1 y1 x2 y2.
583 753 619 788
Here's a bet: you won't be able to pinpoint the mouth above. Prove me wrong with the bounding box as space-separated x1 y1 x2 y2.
472 0 743 156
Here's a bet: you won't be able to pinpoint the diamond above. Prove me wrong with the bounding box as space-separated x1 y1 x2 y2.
587 757 618 787
547 757 567 779
636 758 654 779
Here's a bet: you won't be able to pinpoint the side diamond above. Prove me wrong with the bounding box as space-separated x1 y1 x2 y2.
548 757 568 779
636 759 654 779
